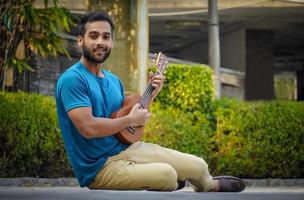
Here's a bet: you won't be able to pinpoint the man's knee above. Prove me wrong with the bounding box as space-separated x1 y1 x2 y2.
154 163 178 191
190 157 209 175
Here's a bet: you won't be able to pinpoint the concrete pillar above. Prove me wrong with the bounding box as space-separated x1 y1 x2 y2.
297 71 304 100
245 30 275 100
221 30 246 72
136 0 148 94
208 0 221 99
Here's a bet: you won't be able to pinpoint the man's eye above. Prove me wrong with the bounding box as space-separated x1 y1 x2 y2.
103 35 110 40
90 34 97 39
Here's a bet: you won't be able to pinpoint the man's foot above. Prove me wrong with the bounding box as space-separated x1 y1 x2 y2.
212 176 245 192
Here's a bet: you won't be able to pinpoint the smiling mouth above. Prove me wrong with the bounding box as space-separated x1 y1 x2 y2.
94 50 106 57
95 49 105 53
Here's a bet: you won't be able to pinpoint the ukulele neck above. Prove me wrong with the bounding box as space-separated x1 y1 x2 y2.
139 70 162 109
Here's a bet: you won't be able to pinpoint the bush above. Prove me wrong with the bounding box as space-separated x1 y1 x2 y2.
0 91 72 178
213 99 304 178
143 103 215 162
154 64 214 114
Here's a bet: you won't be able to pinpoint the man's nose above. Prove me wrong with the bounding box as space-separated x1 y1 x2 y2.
96 37 104 44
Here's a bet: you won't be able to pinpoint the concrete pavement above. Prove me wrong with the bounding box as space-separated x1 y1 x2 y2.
0 178 303 200
1 178 304 187
0 186 303 200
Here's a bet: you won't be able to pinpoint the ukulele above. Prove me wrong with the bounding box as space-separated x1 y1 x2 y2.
111 52 168 144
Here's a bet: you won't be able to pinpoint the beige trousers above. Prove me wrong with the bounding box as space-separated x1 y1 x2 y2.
88 141 213 192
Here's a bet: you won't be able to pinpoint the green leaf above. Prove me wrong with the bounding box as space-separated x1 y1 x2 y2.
1 1 74 74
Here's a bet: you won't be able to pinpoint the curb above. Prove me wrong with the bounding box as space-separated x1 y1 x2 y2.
0 178 304 187
243 179 304 187
0 178 78 187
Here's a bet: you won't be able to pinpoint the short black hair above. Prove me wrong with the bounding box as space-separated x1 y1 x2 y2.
78 12 114 36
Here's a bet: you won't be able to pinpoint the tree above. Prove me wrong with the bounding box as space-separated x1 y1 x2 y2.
0 0 75 91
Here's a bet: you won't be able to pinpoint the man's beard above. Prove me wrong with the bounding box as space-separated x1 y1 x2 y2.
82 45 111 64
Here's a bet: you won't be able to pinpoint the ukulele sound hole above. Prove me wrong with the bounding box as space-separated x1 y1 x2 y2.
127 127 136 135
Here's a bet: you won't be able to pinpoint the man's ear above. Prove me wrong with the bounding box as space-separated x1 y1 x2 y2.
77 35 83 47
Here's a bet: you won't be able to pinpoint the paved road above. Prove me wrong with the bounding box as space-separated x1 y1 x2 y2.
0 187 303 200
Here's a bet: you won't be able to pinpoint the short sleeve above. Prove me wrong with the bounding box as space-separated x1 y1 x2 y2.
57 72 91 112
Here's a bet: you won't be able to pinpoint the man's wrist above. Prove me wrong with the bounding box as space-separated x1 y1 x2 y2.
125 113 134 127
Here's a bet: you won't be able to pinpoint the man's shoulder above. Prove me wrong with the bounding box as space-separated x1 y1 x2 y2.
56 62 87 94
58 63 82 82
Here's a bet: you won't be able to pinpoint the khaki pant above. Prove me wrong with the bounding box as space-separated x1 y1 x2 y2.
88 141 213 192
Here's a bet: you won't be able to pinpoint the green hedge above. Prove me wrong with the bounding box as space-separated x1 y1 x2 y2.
213 99 304 178
143 103 215 162
144 63 216 163
143 99 304 178
154 64 214 113
0 91 72 178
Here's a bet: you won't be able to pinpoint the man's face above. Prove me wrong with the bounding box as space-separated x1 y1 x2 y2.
77 21 113 64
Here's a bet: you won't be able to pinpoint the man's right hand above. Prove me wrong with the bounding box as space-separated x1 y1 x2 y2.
128 103 151 127
67 104 151 139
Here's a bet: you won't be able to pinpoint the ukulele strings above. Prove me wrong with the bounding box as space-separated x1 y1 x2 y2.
140 69 164 109
140 83 154 109
127 84 153 133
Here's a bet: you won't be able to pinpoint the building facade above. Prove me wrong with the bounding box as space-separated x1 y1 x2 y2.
149 0 304 100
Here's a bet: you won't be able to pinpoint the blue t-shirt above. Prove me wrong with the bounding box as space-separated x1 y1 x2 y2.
55 61 128 187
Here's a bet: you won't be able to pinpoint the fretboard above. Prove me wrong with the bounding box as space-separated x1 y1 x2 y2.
139 71 161 109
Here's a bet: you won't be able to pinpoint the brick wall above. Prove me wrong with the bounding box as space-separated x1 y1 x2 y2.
28 40 80 96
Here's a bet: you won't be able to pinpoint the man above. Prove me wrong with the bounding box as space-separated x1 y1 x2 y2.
55 12 245 192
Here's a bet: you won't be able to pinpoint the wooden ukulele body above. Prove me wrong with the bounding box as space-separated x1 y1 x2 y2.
111 95 145 144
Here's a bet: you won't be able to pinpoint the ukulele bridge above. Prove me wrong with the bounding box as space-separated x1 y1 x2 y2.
127 126 136 135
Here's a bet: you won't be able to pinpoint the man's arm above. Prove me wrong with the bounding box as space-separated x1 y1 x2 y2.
68 103 150 139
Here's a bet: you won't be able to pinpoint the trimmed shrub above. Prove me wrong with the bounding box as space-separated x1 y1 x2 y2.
213 99 304 178
0 91 72 178
154 64 214 114
143 103 215 162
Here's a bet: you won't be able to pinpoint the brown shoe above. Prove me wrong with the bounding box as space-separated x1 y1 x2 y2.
213 176 245 192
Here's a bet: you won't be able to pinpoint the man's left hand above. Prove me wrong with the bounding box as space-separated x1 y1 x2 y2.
149 71 165 101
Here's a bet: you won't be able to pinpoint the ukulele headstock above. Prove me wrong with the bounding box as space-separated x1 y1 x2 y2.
155 52 168 74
